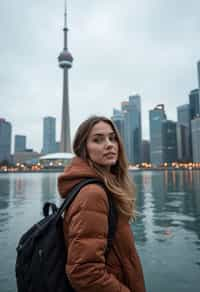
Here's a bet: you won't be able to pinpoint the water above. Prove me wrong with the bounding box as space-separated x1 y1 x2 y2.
0 170 199 292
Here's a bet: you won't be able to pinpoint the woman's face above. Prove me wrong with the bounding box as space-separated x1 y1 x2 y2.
86 121 119 170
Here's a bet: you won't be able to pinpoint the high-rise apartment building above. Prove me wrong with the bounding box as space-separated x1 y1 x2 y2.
42 117 56 154
122 95 142 164
191 117 200 162
0 118 12 163
162 120 177 163
14 135 26 153
149 104 167 165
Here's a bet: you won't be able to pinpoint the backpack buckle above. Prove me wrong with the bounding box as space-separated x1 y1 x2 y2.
43 202 58 217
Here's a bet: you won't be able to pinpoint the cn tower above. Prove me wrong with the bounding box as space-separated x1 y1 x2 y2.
58 0 73 153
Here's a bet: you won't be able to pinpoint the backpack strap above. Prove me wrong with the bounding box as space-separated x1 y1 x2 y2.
105 191 117 256
56 178 117 254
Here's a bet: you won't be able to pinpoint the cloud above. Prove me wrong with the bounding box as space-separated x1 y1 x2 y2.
1 0 200 151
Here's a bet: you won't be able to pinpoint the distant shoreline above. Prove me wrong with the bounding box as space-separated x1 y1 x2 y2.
0 168 64 174
1 167 199 174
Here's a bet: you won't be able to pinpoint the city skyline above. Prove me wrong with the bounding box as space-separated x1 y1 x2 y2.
1 0 200 151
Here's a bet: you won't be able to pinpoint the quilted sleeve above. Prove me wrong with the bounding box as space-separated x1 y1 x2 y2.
65 184 130 292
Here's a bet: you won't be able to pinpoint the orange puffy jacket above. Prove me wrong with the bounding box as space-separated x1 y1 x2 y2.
58 157 146 292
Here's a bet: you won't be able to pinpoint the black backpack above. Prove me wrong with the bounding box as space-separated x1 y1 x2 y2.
15 178 117 292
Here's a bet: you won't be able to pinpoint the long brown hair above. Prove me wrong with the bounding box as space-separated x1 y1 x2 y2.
73 116 136 220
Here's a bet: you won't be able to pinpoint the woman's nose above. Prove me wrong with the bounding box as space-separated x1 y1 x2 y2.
105 138 113 147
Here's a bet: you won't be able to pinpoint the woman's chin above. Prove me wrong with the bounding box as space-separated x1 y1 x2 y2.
103 159 117 167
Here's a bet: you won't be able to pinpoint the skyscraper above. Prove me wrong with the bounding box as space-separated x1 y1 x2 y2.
141 140 150 163
162 120 177 163
188 89 200 161
129 95 142 164
176 104 191 161
111 109 125 142
42 117 56 154
58 0 73 153
122 95 142 164
176 125 191 162
121 101 129 157
0 118 12 163
149 104 167 165
15 135 26 153
197 60 200 89
177 104 191 127
191 117 200 162
189 89 200 120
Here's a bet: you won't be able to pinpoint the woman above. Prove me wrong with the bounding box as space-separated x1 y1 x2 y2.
58 116 146 292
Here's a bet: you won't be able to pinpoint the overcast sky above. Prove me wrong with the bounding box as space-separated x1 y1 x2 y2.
1 0 200 152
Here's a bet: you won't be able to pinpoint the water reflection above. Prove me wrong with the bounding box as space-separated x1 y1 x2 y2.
0 171 200 292
14 177 26 195
41 174 58 204
132 170 200 245
12 177 27 209
0 176 10 232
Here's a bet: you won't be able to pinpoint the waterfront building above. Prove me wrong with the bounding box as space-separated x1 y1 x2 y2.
129 95 142 164
149 104 167 166
122 95 142 164
189 89 200 120
191 116 200 162
39 152 74 168
0 118 12 163
176 124 190 162
58 1 73 153
111 109 125 142
176 104 191 161
141 140 150 163
162 120 177 163
13 149 40 165
14 135 26 153
42 117 56 154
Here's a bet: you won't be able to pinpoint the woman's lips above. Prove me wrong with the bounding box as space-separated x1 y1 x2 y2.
104 153 117 158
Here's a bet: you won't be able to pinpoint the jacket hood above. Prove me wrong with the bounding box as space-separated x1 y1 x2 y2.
58 156 100 198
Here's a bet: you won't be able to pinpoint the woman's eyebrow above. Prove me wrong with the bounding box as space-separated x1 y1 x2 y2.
92 132 115 137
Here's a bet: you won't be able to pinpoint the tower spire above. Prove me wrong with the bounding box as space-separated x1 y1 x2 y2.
58 0 73 153
65 0 67 25
64 0 68 49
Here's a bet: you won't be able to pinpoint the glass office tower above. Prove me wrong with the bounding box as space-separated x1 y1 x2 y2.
42 117 56 154
162 120 177 163
123 95 142 164
149 104 167 166
0 118 12 163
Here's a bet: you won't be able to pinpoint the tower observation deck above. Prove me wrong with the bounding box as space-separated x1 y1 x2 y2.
58 0 73 153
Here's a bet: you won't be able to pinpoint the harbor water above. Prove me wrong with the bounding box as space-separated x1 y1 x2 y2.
0 170 199 291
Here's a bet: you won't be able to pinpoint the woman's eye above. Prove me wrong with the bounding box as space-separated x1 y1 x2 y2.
109 135 117 142
92 134 117 143
93 137 103 143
